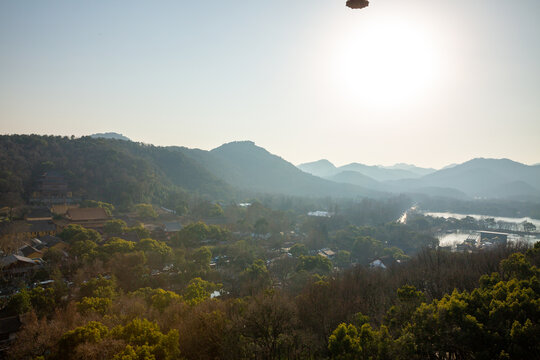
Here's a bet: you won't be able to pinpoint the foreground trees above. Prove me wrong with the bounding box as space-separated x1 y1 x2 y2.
8 244 540 359
57 318 180 360
328 249 540 360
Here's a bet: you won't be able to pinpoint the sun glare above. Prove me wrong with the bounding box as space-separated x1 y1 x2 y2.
334 16 441 108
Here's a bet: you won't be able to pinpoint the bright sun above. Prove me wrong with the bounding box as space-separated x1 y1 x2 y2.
335 16 440 108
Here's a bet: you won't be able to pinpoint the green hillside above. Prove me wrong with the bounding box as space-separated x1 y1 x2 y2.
180 141 383 198
0 135 231 208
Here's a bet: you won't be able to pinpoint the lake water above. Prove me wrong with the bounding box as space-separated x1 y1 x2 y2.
424 211 540 247
424 212 540 230
436 230 539 247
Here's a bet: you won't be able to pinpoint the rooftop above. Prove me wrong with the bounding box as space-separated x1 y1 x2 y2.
38 235 63 247
25 207 52 220
164 222 183 232
28 220 56 233
0 254 39 268
19 245 42 257
67 207 109 221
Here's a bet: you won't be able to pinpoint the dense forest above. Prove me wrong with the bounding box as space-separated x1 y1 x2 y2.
2 195 539 359
5 239 539 359
0 135 231 210
0 135 379 212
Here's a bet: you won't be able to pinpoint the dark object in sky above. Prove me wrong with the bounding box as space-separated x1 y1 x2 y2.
346 0 369 9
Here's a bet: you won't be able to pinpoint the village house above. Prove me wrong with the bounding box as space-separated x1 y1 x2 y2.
369 259 387 269
0 254 43 278
318 248 336 260
369 255 396 269
479 231 508 245
38 235 68 252
0 220 57 247
163 222 183 233
14 235 68 259
66 207 110 229
162 222 183 239
27 220 57 238
24 207 53 222
18 244 43 259
50 203 79 216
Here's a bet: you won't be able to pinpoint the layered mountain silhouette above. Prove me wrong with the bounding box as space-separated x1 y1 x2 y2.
299 157 540 201
380 163 436 177
390 158 540 200
1 135 538 204
298 160 435 181
177 141 380 198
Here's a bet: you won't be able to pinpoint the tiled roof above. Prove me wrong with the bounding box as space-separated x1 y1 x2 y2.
0 254 38 267
164 222 183 232
38 235 63 247
67 208 109 221
25 207 52 219
28 221 56 233
19 245 42 257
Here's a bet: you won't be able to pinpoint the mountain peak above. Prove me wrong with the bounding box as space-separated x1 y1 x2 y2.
460 158 527 169
90 132 131 141
297 159 338 177
212 140 258 151
298 159 335 168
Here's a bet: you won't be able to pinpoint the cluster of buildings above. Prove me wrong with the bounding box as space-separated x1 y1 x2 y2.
0 236 68 278
455 231 509 252
0 205 112 279
1 205 186 281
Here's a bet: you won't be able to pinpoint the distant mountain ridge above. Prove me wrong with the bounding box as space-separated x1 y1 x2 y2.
326 170 387 191
177 141 382 198
296 159 338 178
398 158 540 199
380 163 436 177
298 160 435 181
1 135 538 206
339 163 423 181
298 157 540 201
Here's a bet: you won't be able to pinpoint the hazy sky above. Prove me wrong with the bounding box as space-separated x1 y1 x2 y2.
1 0 539 168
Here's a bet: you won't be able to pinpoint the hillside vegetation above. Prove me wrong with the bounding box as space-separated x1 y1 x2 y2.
0 135 230 209
1 135 539 219
0 136 381 210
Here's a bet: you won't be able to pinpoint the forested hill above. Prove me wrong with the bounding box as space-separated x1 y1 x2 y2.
178 141 382 198
0 136 381 209
0 135 231 208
